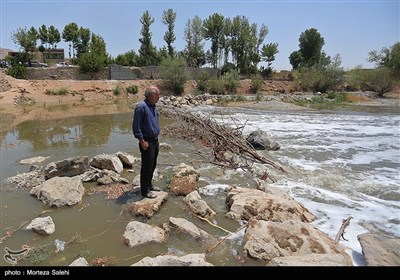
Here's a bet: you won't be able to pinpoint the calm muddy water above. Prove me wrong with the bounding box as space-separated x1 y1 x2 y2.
0 111 259 266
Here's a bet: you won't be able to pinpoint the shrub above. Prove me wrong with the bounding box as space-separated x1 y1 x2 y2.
255 92 263 101
356 67 394 97
222 69 240 94
7 65 27 79
221 62 237 76
208 79 225 95
113 84 123 96
295 64 345 93
196 72 209 93
126 84 138 94
159 56 189 95
250 73 263 94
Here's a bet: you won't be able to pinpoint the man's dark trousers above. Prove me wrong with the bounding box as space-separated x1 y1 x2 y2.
139 140 159 196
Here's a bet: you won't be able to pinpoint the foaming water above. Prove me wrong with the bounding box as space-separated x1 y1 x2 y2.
192 105 400 261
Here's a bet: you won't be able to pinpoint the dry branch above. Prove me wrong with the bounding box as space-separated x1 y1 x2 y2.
160 107 287 180
335 216 352 243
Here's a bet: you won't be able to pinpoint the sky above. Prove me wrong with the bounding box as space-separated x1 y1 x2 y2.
0 0 399 71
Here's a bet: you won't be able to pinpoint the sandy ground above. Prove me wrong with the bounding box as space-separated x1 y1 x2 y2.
1 70 399 133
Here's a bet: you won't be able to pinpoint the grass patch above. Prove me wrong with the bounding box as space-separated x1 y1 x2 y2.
292 92 355 108
45 87 69 96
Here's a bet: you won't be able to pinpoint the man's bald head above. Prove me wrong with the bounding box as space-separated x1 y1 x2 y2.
144 85 160 98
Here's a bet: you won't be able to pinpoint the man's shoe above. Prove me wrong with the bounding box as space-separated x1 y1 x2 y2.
150 186 161 192
142 192 157 199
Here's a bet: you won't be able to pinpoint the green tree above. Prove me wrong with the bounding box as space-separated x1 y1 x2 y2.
75 27 91 58
289 52 302 70
229 15 268 75
203 13 225 68
299 28 325 66
162 8 176 57
62 22 79 60
183 16 205 67
260 42 279 72
38 24 49 49
222 18 232 66
113 50 139 66
368 42 400 71
11 26 38 64
78 33 107 79
138 10 158 66
48 25 61 49
290 28 329 69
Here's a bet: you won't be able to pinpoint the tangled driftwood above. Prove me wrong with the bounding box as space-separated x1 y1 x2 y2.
160 107 287 181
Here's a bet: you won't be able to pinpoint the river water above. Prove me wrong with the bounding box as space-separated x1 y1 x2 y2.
0 103 399 266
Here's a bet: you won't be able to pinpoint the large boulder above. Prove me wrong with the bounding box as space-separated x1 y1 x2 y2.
30 175 85 207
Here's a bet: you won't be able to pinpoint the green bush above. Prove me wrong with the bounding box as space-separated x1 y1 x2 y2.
250 73 263 94
7 65 27 79
126 84 138 94
222 69 240 94
295 64 345 93
208 79 225 95
221 62 237 76
354 67 394 96
113 84 123 96
159 56 189 95
196 72 209 93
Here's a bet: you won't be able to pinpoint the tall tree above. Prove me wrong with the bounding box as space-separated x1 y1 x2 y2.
229 15 267 74
289 28 328 69
75 27 91 58
62 22 79 60
38 24 49 48
298 28 325 66
183 16 205 67
162 8 176 57
48 25 61 49
138 10 157 66
203 13 225 68
222 18 232 66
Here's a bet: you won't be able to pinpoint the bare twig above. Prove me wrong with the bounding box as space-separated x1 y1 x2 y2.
335 216 352 243
194 214 231 234
206 223 247 253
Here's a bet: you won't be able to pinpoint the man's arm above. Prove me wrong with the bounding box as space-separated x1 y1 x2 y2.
132 105 144 140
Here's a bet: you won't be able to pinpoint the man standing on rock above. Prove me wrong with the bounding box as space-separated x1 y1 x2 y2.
132 85 161 199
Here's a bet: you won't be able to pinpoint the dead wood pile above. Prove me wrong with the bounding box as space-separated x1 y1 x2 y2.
160 107 287 180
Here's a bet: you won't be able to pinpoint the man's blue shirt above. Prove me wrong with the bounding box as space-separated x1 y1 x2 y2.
132 99 160 140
